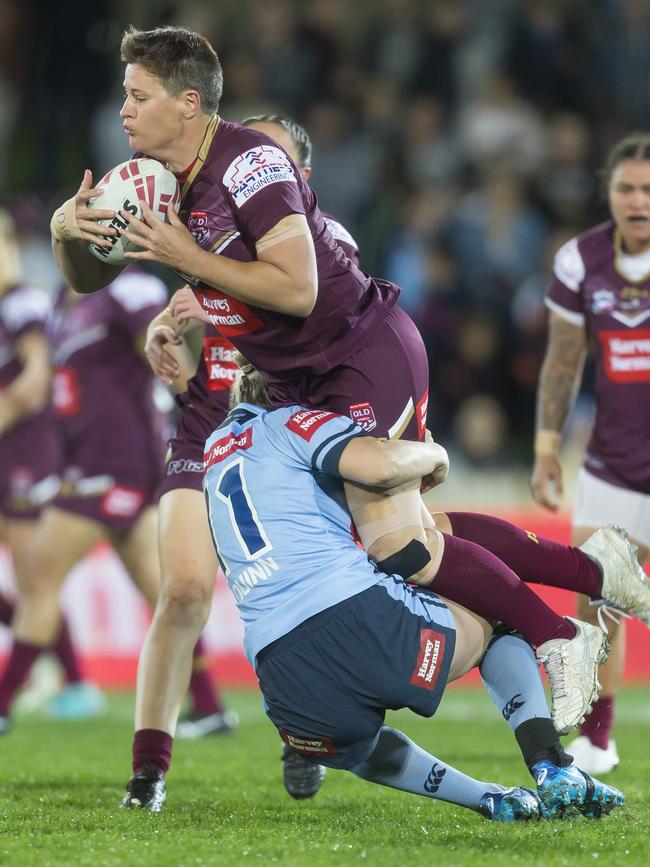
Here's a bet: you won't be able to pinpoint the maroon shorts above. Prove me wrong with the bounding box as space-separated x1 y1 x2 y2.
270 306 429 441
159 390 230 497
0 417 61 521
52 457 161 534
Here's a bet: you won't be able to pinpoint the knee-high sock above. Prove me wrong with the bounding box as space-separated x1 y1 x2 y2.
428 534 575 648
580 695 614 750
188 637 222 716
0 640 43 716
132 729 173 775
350 726 497 812
0 595 82 685
479 630 572 773
446 512 601 596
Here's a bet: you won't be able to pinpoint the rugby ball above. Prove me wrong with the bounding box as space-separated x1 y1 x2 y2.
88 158 181 265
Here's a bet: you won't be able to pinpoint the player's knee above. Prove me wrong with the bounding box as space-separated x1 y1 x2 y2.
159 576 211 625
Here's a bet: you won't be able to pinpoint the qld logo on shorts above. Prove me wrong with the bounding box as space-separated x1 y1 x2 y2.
188 211 210 247
223 145 296 208
410 628 446 691
349 401 377 432
286 409 338 441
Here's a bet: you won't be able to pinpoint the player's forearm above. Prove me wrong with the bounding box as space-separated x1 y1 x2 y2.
535 318 586 437
186 247 316 317
373 441 449 489
51 237 117 294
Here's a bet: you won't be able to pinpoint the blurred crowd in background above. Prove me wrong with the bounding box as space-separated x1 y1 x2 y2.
1 0 649 468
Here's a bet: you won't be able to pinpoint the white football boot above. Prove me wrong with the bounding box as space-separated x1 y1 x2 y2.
567 735 620 776
580 525 650 625
536 617 609 736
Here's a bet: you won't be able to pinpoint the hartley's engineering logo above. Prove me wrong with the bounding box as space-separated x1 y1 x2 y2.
591 288 616 315
223 145 296 208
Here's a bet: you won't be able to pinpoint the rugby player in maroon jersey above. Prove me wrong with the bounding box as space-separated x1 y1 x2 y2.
0 209 98 728
532 133 650 775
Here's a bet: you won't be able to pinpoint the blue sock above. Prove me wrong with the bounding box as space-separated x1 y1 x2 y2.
479 632 550 730
349 726 500 811
479 631 571 772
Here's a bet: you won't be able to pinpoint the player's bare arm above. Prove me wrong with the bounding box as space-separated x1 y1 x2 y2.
120 205 318 317
144 300 200 386
339 437 449 491
0 330 51 435
50 170 126 293
531 312 587 510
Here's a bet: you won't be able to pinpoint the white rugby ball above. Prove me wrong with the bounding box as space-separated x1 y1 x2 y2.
88 158 180 265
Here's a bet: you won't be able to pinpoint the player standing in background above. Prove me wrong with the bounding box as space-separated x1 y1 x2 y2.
0 209 99 727
531 132 650 774
0 270 169 729
51 26 613 802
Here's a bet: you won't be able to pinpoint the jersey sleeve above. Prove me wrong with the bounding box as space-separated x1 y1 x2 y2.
270 408 366 476
545 236 586 326
0 286 51 340
323 215 360 267
221 131 307 244
107 271 169 336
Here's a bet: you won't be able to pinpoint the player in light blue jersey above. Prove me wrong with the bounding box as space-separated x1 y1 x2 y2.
193 360 624 822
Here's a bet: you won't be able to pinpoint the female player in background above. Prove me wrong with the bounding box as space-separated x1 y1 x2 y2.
0 268 171 729
0 209 99 727
531 132 650 774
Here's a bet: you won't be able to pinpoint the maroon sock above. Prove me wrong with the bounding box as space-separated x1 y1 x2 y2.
132 728 173 775
0 592 15 626
0 640 44 716
188 637 223 716
53 616 83 684
429 534 576 648
579 695 614 750
446 512 602 596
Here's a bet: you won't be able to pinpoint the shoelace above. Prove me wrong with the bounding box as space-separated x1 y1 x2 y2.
589 598 633 632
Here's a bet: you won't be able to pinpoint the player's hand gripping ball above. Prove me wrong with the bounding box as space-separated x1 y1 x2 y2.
88 158 180 265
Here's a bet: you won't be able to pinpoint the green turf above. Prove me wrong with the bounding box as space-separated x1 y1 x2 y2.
0 687 647 866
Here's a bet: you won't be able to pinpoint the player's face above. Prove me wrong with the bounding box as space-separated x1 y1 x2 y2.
248 121 311 180
609 160 650 253
120 64 186 159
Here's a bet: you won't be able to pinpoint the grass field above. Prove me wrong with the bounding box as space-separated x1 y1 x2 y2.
1 686 648 866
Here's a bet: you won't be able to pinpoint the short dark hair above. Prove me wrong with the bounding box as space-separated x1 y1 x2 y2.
121 26 223 114
241 114 312 169
601 131 650 192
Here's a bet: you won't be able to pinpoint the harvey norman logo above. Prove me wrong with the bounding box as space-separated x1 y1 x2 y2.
410 628 445 691
203 428 252 472
285 409 338 441
599 329 650 382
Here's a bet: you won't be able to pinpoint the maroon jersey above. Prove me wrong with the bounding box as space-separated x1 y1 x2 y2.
322 213 360 268
176 117 398 393
0 284 59 517
49 271 169 485
546 221 650 493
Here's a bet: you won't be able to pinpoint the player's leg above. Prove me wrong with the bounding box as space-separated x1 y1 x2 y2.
477 624 623 817
0 507 104 726
352 495 608 735
567 469 650 774
431 510 650 621
111 505 160 609
122 488 219 811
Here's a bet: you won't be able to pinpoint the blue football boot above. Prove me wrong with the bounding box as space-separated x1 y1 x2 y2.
532 760 624 818
478 787 545 822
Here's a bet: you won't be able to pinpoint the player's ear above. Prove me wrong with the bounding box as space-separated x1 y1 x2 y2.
182 90 201 120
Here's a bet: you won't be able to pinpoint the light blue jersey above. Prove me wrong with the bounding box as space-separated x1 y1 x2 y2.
203 403 380 664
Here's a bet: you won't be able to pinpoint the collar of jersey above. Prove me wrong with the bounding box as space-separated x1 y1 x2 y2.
179 114 221 200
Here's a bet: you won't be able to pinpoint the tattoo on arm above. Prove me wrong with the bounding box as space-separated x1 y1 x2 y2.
536 314 587 432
